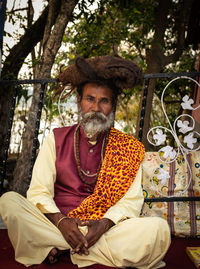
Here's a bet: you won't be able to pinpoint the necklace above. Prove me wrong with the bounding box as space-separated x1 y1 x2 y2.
74 124 109 185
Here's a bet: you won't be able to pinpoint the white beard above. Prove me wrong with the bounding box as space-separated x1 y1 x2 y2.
78 110 114 138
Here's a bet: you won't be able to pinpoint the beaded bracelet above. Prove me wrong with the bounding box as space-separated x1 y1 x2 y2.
56 216 68 228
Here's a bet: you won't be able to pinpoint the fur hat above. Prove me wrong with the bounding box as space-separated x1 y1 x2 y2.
56 55 143 94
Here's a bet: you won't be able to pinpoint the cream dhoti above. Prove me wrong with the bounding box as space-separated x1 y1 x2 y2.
0 191 170 269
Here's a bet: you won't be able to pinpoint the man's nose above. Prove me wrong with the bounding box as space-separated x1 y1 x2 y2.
91 101 100 112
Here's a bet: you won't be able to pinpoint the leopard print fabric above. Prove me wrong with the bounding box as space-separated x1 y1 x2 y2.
67 128 145 221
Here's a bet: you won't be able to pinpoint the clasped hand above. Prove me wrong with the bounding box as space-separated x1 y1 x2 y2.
58 217 114 255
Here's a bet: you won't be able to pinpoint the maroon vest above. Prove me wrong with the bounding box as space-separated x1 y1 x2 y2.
53 124 104 215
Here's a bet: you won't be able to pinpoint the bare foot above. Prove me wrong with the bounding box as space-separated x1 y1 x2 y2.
47 248 68 264
47 248 59 264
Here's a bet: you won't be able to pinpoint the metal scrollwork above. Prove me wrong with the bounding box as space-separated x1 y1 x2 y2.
147 76 200 197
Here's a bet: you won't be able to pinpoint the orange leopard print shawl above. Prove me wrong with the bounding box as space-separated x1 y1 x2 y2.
67 128 145 220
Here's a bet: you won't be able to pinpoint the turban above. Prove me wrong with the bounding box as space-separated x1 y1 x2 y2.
56 55 143 94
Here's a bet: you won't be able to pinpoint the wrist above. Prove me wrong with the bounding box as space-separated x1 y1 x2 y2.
100 218 114 231
56 215 69 228
45 212 65 227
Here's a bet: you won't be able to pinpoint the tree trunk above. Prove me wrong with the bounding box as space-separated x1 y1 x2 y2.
12 0 77 196
0 0 65 164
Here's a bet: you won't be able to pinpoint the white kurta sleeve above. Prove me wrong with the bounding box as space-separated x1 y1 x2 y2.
26 133 60 214
103 165 144 224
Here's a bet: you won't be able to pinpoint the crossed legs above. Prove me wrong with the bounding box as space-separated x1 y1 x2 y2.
0 191 170 268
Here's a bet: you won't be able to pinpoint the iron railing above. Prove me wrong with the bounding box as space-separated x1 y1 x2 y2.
0 72 200 203
0 79 55 193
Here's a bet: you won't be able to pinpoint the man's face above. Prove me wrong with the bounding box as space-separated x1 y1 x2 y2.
78 83 114 139
78 82 113 116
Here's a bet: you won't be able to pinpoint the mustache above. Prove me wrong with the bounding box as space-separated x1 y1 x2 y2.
82 112 107 122
78 110 114 138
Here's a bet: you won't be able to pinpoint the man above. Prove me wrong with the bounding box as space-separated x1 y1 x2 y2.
0 56 170 268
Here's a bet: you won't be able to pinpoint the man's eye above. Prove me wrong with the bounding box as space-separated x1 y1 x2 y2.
101 98 109 104
85 96 94 102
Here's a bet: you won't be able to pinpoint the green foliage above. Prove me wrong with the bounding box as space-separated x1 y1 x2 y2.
52 0 199 135
82 1 154 57
5 0 199 137
54 0 158 133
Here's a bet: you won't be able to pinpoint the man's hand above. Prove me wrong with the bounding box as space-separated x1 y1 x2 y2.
58 217 89 254
82 218 114 249
45 213 89 255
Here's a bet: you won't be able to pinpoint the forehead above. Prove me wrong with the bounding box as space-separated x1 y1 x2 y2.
82 83 113 99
